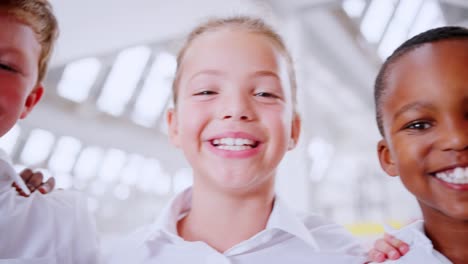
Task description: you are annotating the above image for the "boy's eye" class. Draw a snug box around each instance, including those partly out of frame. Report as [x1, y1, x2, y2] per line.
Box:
[405, 121, 432, 130]
[254, 92, 278, 98]
[0, 63, 17, 72]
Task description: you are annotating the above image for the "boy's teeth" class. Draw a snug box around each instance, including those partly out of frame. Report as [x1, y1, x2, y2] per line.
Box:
[435, 167, 468, 184]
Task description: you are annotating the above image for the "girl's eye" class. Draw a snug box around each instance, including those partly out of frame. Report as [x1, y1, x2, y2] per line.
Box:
[194, 90, 217, 96]
[255, 92, 278, 98]
[405, 121, 432, 130]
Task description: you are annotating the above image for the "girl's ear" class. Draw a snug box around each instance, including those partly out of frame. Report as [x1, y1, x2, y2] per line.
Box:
[167, 108, 181, 148]
[377, 139, 398, 176]
[20, 85, 44, 119]
[288, 112, 301, 150]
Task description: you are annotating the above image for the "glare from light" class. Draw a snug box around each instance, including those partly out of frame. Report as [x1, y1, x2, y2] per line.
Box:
[120, 154, 145, 186]
[57, 57, 101, 103]
[72, 179, 88, 190]
[0, 124, 21, 156]
[137, 158, 171, 196]
[342, 0, 366, 18]
[90, 179, 108, 196]
[74, 146, 104, 180]
[20, 129, 55, 166]
[55, 173, 73, 189]
[132, 52, 176, 127]
[360, 0, 397, 43]
[137, 158, 161, 193]
[153, 171, 171, 196]
[48, 136, 82, 173]
[13, 164, 26, 173]
[378, 0, 423, 59]
[409, 1, 445, 38]
[98, 148, 126, 183]
[173, 168, 193, 194]
[97, 46, 151, 116]
[308, 138, 334, 182]
[113, 183, 130, 200]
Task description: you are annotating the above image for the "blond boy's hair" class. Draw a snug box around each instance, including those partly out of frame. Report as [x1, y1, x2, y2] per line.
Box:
[0, 0, 59, 83]
[172, 16, 297, 108]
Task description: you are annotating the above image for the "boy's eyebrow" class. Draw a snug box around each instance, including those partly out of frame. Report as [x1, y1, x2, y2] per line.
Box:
[249, 70, 280, 80]
[0, 47, 26, 59]
[393, 102, 436, 121]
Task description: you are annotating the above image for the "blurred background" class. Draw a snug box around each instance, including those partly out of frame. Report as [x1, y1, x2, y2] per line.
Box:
[1, 0, 467, 244]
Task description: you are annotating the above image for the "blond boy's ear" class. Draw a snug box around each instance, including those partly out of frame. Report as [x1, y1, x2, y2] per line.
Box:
[377, 139, 398, 176]
[19, 85, 44, 119]
[167, 108, 181, 148]
[288, 112, 301, 150]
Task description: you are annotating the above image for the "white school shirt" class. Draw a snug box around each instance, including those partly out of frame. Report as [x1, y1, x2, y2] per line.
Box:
[105, 188, 367, 264]
[372, 220, 452, 264]
[0, 150, 99, 264]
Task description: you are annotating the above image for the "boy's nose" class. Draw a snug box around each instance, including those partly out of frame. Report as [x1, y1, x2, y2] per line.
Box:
[440, 120, 468, 152]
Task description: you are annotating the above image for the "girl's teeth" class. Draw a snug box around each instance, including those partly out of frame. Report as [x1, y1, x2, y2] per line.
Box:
[213, 138, 255, 146]
[211, 137, 256, 151]
[435, 167, 468, 184]
[217, 145, 251, 151]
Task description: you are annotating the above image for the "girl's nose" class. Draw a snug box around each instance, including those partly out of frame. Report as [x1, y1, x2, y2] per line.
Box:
[219, 93, 255, 121]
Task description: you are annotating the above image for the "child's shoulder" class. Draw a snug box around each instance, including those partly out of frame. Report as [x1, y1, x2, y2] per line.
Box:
[372, 221, 452, 264]
[299, 212, 364, 256]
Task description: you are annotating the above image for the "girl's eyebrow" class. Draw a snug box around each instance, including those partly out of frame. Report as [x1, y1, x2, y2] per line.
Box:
[188, 69, 280, 82]
[393, 102, 436, 121]
[188, 69, 225, 82]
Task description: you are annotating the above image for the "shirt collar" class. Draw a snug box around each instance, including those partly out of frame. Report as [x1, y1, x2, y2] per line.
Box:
[146, 188, 192, 241]
[266, 197, 320, 250]
[0, 149, 10, 163]
[146, 187, 319, 251]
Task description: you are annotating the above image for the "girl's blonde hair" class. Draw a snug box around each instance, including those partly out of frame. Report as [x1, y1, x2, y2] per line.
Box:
[0, 0, 59, 83]
[172, 16, 297, 108]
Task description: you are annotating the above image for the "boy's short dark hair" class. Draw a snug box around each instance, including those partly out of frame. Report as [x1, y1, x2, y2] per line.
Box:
[374, 26, 468, 136]
[0, 0, 59, 83]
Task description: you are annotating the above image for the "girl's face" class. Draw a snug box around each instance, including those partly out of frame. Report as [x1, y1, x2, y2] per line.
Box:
[168, 28, 300, 194]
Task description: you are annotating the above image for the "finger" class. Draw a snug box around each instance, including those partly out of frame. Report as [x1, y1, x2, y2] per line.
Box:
[26, 172, 44, 192]
[375, 239, 401, 260]
[38, 177, 55, 194]
[12, 182, 29, 197]
[19, 168, 34, 182]
[368, 249, 386, 263]
[384, 233, 409, 255]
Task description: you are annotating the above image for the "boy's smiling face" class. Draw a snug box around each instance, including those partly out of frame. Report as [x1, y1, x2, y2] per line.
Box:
[0, 13, 44, 137]
[168, 28, 300, 194]
[378, 40, 468, 220]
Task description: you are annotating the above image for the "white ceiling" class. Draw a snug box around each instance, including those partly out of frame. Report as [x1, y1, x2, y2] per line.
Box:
[48, 0, 325, 67]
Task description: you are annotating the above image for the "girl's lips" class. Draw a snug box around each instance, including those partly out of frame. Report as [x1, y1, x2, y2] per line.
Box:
[207, 131, 262, 142]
